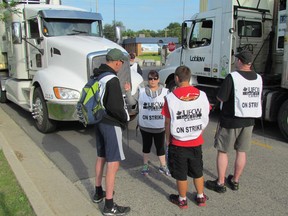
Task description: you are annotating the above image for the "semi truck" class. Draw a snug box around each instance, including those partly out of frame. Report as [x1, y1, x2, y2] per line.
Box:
[0, 0, 142, 133]
[159, 0, 288, 140]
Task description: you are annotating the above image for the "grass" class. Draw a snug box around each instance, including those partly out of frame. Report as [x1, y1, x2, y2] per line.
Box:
[138, 54, 161, 62]
[0, 150, 36, 216]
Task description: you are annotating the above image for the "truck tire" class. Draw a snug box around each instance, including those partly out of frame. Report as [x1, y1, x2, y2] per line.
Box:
[0, 82, 7, 103]
[33, 87, 57, 133]
[278, 100, 288, 140]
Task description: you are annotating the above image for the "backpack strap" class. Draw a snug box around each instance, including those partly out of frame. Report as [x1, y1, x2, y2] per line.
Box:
[92, 71, 115, 81]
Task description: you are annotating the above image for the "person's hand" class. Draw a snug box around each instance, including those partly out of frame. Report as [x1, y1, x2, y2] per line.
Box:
[124, 82, 131, 92]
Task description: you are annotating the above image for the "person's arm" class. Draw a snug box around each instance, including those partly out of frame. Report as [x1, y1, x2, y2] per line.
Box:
[161, 98, 171, 146]
[137, 64, 143, 76]
[104, 77, 128, 123]
[124, 82, 139, 105]
[217, 74, 233, 102]
[164, 117, 171, 146]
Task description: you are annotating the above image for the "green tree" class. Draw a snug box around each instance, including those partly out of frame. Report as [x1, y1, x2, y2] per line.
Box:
[104, 21, 182, 41]
[137, 29, 152, 37]
[165, 22, 181, 40]
[0, 0, 21, 22]
[122, 29, 136, 38]
[103, 21, 125, 41]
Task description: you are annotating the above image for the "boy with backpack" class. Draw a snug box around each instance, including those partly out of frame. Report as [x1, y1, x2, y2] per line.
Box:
[91, 48, 131, 216]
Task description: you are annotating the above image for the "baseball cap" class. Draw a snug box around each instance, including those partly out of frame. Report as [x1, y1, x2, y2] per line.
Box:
[106, 48, 128, 62]
[235, 50, 253, 64]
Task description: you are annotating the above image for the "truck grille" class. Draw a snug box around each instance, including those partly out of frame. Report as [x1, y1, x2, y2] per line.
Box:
[90, 54, 131, 93]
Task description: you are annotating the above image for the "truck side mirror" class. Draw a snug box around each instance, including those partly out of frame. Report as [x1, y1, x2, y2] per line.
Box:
[12, 22, 22, 44]
[115, 26, 121, 44]
[181, 22, 188, 48]
[36, 37, 44, 45]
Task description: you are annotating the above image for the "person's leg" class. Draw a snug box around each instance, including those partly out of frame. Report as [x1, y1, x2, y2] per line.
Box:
[105, 161, 120, 199]
[158, 155, 166, 166]
[176, 180, 188, 198]
[232, 126, 252, 182]
[233, 151, 246, 182]
[95, 157, 106, 186]
[143, 153, 149, 164]
[102, 125, 130, 215]
[168, 145, 188, 208]
[194, 176, 204, 194]
[140, 129, 153, 164]
[186, 146, 207, 206]
[217, 151, 228, 184]
[154, 131, 166, 167]
[194, 176, 208, 206]
[93, 124, 107, 203]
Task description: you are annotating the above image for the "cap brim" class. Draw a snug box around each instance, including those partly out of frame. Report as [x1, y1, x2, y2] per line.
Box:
[122, 56, 129, 61]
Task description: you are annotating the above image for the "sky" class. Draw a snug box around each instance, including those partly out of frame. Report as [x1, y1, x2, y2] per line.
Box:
[60, 0, 199, 31]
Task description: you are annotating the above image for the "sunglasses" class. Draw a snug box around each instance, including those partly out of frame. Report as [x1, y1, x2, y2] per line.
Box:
[148, 77, 159, 81]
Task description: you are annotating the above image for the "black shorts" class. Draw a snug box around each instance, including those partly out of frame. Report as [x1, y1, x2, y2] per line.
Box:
[168, 145, 203, 181]
[95, 122, 125, 162]
[140, 129, 165, 156]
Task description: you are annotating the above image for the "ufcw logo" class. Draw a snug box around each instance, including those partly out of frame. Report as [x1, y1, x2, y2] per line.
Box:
[243, 87, 260, 97]
[176, 108, 202, 121]
[190, 56, 205, 62]
[143, 102, 164, 111]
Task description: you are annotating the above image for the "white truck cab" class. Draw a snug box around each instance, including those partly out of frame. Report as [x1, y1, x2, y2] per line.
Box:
[0, 0, 142, 133]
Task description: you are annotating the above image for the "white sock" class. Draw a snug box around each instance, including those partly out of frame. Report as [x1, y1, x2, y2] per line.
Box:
[179, 196, 186, 201]
[197, 193, 204, 198]
[217, 181, 224, 186]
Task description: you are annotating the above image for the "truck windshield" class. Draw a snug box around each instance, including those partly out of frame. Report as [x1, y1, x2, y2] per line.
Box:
[42, 19, 102, 37]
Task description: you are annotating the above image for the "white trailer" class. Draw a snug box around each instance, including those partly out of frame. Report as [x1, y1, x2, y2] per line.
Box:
[0, 0, 142, 133]
[159, 0, 288, 140]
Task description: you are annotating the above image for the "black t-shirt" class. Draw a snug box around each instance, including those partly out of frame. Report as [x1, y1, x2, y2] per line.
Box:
[217, 70, 259, 128]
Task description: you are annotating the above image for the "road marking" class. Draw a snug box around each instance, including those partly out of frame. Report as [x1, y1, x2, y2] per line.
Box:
[252, 140, 272, 149]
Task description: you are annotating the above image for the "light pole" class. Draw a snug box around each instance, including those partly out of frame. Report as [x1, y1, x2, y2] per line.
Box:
[96, 0, 98, 13]
[183, 0, 185, 21]
[114, 0, 116, 27]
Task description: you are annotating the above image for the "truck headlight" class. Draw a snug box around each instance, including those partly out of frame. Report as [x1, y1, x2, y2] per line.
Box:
[53, 87, 80, 100]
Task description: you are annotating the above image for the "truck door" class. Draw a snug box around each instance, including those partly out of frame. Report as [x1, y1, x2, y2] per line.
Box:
[182, 10, 221, 80]
[26, 18, 44, 75]
[233, 18, 266, 73]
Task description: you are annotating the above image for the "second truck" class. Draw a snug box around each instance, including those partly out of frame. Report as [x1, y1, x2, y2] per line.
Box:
[159, 0, 288, 140]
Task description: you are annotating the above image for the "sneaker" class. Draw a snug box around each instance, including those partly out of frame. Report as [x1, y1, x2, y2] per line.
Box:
[141, 164, 149, 176]
[205, 179, 227, 193]
[159, 165, 171, 176]
[169, 194, 188, 209]
[227, 175, 239, 190]
[195, 194, 209, 207]
[93, 191, 106, 203]
[103, 203, 131, 216]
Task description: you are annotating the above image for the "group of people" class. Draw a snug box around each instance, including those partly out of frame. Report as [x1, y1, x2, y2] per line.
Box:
[90, 48, 262, 215]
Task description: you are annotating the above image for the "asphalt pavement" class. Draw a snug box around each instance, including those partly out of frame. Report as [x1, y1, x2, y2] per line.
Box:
[0, 65, 288, 216]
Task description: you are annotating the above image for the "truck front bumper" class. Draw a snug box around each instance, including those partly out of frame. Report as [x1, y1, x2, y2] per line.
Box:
[46, 101, 78, 121]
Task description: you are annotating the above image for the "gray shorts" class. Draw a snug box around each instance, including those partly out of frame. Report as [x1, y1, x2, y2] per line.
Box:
[214, 126, 254, 153]
[95, 122, 125, 162]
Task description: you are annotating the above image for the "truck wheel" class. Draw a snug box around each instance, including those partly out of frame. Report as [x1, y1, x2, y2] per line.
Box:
[0, 82, 7, 103]
[33, 88, 57, 133]
[278, 100, 288, 140]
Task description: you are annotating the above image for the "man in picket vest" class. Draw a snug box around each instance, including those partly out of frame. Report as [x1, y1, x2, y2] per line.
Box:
[206, 50, 263, 193]
[92, 48, 131, 216]
[162, 65, 211, 209]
